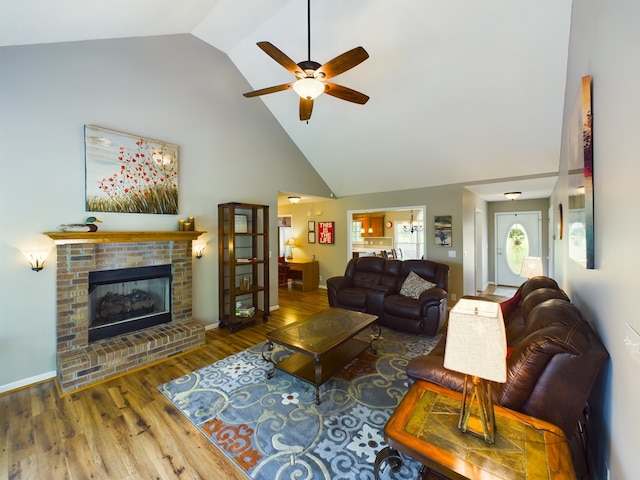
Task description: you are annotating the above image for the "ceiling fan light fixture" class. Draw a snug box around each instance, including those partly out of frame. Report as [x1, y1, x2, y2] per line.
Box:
[504, 191, 522, 201]
[292, 77, 325, 100]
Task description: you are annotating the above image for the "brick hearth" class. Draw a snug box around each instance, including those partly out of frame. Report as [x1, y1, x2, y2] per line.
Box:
[46, 231, 206, 393]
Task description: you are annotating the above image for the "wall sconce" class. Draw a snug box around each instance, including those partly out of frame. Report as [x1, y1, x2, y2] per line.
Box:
[193, 242, 206, 259]
[444, 298, 507, 444]
[288, 196, 301, 205]
[25, 251, 49, 272]
[504, 191, 522, 201]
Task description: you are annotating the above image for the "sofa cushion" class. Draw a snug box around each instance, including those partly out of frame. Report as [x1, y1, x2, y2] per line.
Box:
[335, 287, 369, 310]
[399, 271, 436, 299]
[521, 288, 570, 321]
[521, 276, 560, 297]
[384, 294, 423, 319]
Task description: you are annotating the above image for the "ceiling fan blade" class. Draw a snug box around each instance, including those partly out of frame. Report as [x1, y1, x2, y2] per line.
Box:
[315, 46, 369, 79]
[324, 83, 369, 104]
[257, 41, 303, 77]
[299, 98, 314, 121]
[243, 83, 293, 98]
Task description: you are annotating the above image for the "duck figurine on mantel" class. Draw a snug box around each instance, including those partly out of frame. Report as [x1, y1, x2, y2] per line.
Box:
[58, 216, 103, 232]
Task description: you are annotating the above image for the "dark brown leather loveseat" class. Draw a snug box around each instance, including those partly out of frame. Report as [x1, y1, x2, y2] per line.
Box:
[405, 276, 609, 438]
[326, 257, 449, 336]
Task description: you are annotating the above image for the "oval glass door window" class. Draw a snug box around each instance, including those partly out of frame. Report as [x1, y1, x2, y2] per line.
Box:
[505, 223, 530, 275]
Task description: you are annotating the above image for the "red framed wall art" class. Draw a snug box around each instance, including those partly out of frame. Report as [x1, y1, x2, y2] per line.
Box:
[318, 221, 335, 244]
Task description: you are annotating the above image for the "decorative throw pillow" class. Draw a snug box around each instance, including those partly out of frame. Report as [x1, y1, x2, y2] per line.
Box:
[399, 271, 437, 299]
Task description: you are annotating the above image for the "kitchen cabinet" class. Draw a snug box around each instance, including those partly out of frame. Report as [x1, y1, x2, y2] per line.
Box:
[355, 214, 385, 237]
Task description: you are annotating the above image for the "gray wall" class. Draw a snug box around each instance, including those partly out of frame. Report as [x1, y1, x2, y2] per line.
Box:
[554, 1, 640, 478]
[0, 34, 332, 388]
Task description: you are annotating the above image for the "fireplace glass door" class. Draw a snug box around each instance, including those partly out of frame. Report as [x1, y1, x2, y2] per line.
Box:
[88, 264, 172, 342]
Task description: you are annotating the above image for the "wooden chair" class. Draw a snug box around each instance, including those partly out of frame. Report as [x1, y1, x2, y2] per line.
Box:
[278, 256, 289, 287]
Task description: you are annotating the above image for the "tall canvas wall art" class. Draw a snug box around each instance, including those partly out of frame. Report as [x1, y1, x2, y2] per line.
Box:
[567, 76, 594, 269]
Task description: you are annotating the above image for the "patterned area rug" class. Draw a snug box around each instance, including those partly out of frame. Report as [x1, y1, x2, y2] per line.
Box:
[158, 327, 441, 479]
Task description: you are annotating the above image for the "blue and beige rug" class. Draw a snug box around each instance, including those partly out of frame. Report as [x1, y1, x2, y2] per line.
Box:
[158, 327, 440, 479]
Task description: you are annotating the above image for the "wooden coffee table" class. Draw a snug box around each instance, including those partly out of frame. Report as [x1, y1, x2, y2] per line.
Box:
[375, 380, 576, 480]
[262, 307, 379, 404]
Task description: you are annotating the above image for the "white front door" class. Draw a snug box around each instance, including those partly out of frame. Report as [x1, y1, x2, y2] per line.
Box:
[495, 212, 542, 287]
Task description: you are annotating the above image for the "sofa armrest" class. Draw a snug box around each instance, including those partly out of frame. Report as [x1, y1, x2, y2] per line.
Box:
[326, 276, 353, 290]
[326, 276, 354, 307]
[366, 285, 393, 316]
[416, 287, 447, 306]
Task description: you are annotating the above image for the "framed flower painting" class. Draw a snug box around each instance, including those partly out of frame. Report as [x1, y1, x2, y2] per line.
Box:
[84, 125, 179, 214]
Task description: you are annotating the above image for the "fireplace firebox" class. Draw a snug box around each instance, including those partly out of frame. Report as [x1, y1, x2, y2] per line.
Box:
[88, 264, 172, 342]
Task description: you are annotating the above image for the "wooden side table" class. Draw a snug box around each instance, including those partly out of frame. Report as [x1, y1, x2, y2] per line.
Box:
[375, 381, 576, 480]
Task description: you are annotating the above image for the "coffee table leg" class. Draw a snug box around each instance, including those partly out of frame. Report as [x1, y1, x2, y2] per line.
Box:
[370, 323, 381, 354]
[374, 446, 403, 480]
[262, 341, 276, 379]
[314, 357, 322, 404]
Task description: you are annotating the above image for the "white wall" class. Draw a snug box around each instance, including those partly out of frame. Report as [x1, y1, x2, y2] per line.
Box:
[0, 34, 332, 390]
[554, 1, 640, 478]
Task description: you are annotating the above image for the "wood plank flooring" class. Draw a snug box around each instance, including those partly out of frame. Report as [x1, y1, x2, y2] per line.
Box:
[1, 285, 589, 480]
[1, 287, 329, 480]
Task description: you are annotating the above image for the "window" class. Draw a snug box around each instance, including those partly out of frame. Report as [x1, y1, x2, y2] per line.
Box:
[505, 223, 529, 274]
[395, 224, 424, 259]
[352, 220, 363, 242]
[277, 216, 292, 258]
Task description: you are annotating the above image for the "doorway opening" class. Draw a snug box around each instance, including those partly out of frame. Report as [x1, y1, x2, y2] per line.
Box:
[495, 211, 542, 287]
[277, 215, 293, 259]
[347, 206, 426, 260]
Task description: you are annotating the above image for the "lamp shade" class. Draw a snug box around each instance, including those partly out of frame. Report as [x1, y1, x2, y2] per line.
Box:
[285, 238, 296, 247]
[520, 256, 544, 279]
[444, 298, 507, 383]
[292, 78, 325, 100]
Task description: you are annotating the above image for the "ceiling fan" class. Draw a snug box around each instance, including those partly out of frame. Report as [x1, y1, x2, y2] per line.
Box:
[242, 0, 370, 122]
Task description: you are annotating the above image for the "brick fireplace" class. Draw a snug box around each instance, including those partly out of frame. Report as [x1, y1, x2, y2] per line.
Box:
[46, 231, 206, 393]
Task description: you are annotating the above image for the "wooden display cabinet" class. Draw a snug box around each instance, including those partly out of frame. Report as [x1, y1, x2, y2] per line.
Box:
[218, 202, 269, 332]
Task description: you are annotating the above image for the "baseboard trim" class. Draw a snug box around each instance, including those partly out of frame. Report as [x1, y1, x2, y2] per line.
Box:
[0, 370, 57, 395]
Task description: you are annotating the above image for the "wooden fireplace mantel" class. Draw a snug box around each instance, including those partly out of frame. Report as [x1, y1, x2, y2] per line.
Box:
[44, 230, 206, 244]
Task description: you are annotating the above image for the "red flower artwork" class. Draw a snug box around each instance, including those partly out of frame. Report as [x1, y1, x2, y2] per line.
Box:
[85, 126, 178, 214]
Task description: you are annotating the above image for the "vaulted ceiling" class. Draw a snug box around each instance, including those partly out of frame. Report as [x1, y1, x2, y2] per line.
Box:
[1, 0, 571, 201]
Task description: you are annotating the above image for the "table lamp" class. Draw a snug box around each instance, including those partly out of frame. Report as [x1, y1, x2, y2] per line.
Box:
[520, 256, 544, 279]
[444, 298, 507, 443]
[285, 238, 296, 259]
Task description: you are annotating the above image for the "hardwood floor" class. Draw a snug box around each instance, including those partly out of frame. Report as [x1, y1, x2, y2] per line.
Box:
[1, 287, 330, 480]
[2, 285, 589, 480]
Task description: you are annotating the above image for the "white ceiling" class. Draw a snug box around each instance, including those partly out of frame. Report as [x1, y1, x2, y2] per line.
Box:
[1, 0, 572, 201]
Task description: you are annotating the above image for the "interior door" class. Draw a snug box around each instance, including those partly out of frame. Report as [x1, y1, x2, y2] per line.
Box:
[495, 212, 541, 287]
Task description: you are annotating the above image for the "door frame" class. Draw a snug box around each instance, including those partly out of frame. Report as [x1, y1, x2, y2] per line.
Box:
[346, 205, 426, 261]
[494, 211, 542, 286]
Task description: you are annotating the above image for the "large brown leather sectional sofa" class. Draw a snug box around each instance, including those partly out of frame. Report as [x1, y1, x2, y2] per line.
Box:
[326, 257, 449, 336]
[405, 276, 609, 438]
